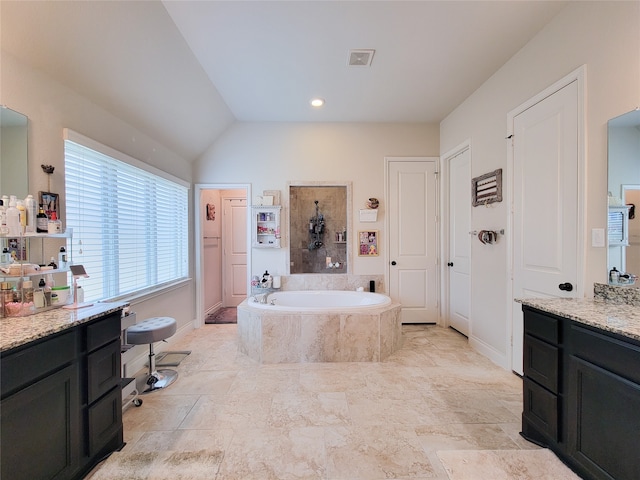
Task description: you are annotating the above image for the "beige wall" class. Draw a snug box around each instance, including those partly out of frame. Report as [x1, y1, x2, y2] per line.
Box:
[193, 122, 440, 280]
[1, 52, 196, 336]
[440, 1, 640, 366]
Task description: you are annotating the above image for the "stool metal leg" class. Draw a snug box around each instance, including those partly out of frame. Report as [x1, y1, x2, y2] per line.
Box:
[142, 342, 178, 394]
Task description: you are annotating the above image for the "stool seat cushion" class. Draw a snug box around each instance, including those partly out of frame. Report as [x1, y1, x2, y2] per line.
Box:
[127, 317, 177, 344]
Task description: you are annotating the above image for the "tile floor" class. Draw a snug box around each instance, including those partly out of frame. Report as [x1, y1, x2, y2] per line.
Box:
[92, 324, 580, 479]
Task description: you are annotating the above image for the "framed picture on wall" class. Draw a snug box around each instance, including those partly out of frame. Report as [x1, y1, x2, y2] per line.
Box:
[39, 191, 59, 220]
[358, 230, 378, 256]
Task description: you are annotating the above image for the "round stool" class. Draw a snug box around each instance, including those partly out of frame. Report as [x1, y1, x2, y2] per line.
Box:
[126, 317, 178, 393]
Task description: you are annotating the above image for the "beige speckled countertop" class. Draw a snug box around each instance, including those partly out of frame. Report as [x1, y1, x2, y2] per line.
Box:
[0, 301, 128, 353]
[516, 297, 640, 342]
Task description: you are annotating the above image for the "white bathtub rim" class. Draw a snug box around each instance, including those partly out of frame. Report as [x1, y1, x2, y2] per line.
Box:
[243, 290, 393, 312]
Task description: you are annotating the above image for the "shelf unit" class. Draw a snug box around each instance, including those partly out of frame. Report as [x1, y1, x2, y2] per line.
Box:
[0, 230, 72, 316]
[252, 205, 281, 248]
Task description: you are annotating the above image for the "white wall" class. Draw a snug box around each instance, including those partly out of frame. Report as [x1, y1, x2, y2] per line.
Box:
[193, 122, 439, 280]
[440, 1, 640, 366]
[1, 52, 196, 335]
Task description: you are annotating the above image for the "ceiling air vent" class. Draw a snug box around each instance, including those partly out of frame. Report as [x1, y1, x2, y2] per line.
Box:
[348, 49, 375, 67]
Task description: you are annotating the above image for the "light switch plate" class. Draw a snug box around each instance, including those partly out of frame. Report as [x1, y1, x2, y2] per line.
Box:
[592, 228, 605, 247]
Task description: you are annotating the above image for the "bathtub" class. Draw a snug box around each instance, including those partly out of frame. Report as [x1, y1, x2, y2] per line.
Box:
[249, 290, 392, 311]
[237, 290, 402, 363]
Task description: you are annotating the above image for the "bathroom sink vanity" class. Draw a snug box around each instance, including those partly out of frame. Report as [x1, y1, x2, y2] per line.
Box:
[519, 288, 640, 480]
[0, 302, 127, 480]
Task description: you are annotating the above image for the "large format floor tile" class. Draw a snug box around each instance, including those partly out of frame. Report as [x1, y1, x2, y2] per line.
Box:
[87, 323, 578, 479]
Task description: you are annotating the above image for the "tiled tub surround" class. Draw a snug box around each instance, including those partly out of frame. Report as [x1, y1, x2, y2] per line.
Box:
[0, 301, 128, 352]
[279, 273, 384, 293]
[237, 296, 402, 363]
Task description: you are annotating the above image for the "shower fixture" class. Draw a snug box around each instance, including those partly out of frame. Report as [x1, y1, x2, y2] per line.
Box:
[308, 200, 325, 250]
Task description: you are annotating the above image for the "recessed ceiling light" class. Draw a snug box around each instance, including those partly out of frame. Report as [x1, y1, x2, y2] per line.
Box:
[310, 98, 325, 107]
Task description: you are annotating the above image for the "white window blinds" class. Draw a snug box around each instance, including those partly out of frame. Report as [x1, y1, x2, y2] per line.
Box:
[64, 130, 189, 302]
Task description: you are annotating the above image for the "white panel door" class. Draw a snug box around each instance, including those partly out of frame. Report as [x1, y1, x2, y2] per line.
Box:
[223, 198, 247, 307]
[388, 159, 439, 324]
[512, 80, 580, 374]
[447, 148, 471, 336]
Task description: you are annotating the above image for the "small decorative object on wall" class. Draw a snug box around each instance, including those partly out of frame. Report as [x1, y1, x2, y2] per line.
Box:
[359, 230, 378, 256]
[366, 197, 379, 209]
[472, 168, 502, 207]
[39, 191, 59, 221]
[206, 203, 216, 221]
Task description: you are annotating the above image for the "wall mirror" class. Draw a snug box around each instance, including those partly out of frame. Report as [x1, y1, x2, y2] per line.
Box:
[607, 108, 640, 284]
[288, 182, 351, 274]
[0, 106, 29, 199]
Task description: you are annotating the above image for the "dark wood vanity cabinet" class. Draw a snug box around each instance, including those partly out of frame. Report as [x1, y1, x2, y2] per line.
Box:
[522, 306, 640, 480]
[1, 310, 124, 480]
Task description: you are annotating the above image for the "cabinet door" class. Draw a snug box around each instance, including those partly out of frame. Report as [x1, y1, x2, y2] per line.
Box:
[568, 356, 640, 480]
[1, 363, 80, 480]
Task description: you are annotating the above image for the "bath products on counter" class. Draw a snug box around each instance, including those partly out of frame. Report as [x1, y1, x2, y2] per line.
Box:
[272, 275, 281, 289]
[261, 270, 273, 289]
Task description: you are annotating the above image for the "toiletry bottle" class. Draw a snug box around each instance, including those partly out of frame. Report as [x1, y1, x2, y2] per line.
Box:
[48, 257, 58, 270]
[1, 248, 11, 265]
[24, 194, 36, 233]
[48, 211, 62, 233]
[0, 199, 6, 234]
[609, 267, 620, 284]
[40, 278, 51, 306]
[6, 196, 20, 236]
[58, 247, 68, 269]
[36, 205, 48, 233]
[33, 287, 45, 309]
[16, 199, 26, 233]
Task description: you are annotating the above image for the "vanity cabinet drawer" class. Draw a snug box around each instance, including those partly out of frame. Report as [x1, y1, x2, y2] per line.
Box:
[86, 313, 121, 352]
[1, 330, 77, 397]
[523, 377, 559, 443]
[524, 334, 559, 394]
[523, 307, 560, 344]
[570, 324, 640, 385]
[87, 339, 121, 404]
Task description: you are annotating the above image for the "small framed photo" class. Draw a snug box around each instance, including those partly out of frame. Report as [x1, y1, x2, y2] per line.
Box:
[358, 230, 379, 256]
[7, 237, 27, 261]
[39, 191, 59, 220]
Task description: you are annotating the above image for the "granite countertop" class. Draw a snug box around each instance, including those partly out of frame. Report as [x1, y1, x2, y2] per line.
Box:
[516, 297, 640, 342]
[0, 301, 128, 353]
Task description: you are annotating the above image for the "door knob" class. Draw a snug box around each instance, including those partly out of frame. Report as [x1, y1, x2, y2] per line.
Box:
[391, 261, 397, 266]
[447, 262, 454, 267]
[558, 282, 573, 292]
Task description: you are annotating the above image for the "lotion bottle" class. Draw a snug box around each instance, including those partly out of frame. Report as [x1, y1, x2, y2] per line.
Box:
[6, 196, 20, 236]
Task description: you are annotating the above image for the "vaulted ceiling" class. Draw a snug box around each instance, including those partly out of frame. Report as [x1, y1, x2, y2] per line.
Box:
[1, 1, 567, 161]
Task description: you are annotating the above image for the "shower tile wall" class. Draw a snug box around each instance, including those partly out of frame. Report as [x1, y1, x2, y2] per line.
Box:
[290, 186, 347, 274]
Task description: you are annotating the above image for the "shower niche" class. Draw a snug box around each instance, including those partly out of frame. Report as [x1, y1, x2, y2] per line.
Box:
[289, 184, 350, 274]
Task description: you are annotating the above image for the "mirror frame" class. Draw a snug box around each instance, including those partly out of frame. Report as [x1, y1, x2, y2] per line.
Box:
[0, 106, 29, 199]
[286, 181, 353, 275]
[607, 108, 640, 285]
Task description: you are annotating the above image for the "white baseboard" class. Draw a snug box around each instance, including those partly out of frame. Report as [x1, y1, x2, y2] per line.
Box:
[205, 301, 223, 317]
[123, 319, 196, 378]
[468, 335, 509, 371]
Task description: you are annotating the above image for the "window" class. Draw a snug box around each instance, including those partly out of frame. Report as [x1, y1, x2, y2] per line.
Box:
[64, 129, 189, 302]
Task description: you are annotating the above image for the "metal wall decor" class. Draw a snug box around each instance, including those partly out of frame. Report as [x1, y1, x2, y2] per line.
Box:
[472, 168, 502, 207]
